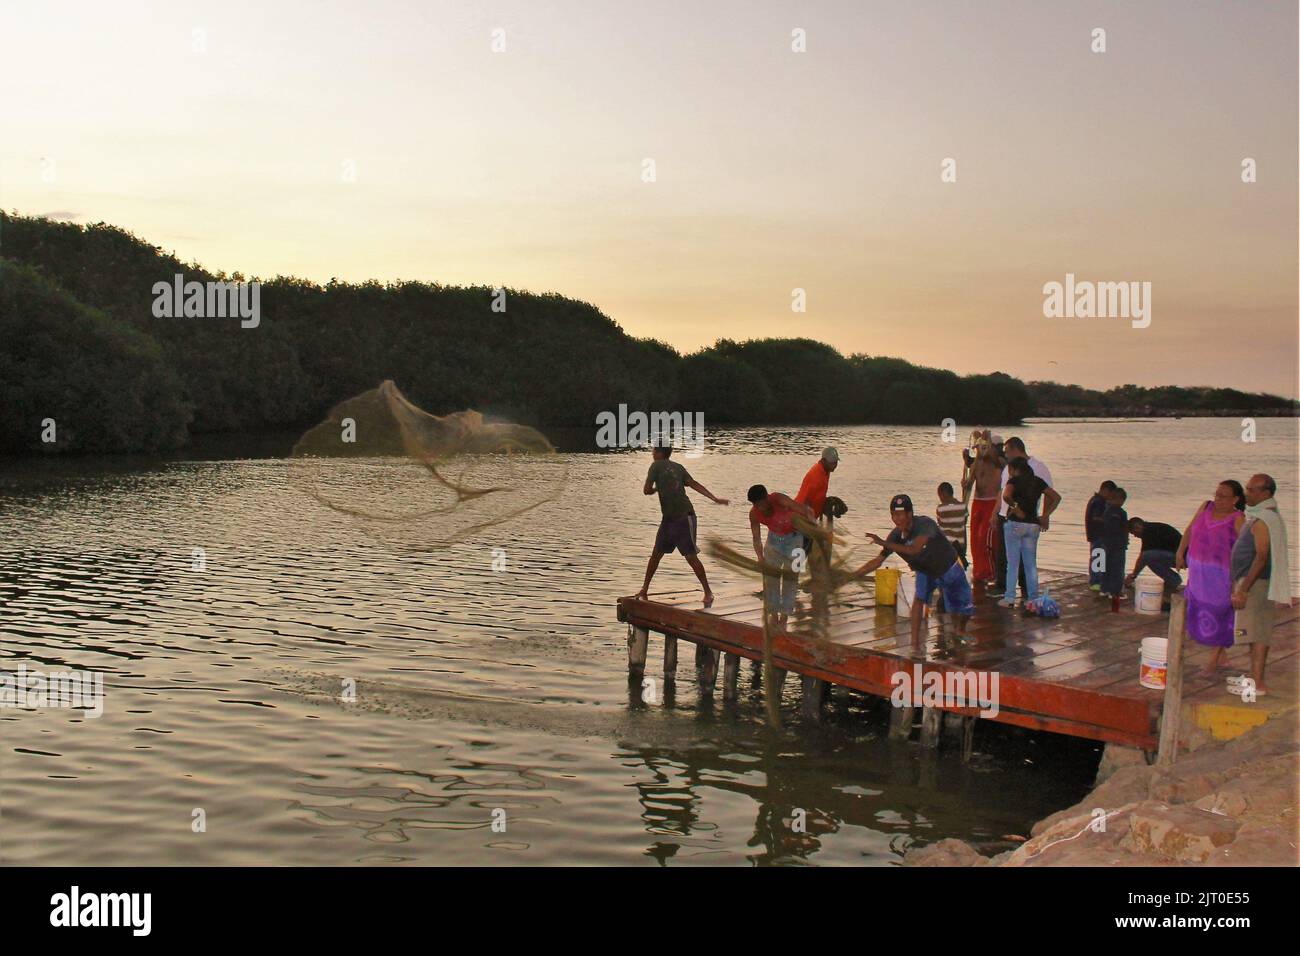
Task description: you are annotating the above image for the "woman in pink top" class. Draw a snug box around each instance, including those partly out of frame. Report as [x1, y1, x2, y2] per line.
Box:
[1176, 480, 1246, 674]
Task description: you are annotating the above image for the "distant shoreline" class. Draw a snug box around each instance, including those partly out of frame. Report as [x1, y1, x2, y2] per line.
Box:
[1030, 408, 1299, 419]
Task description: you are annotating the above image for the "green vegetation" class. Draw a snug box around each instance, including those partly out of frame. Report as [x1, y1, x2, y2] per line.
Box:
[1, 212, 1291, 454]
[1026, 381, 1297, 416]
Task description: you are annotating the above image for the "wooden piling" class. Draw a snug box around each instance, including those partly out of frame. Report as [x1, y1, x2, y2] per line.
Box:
[1155, 593, 1187, 766]
[919, 706, 943, 748]
[663, 635, 677, 678]
[800, 674, 828, 719]
[888, 704, 914, 740]
[695, 642, 719, 693]
[722, 652, 740, 700]
[627, 626, 649, 676]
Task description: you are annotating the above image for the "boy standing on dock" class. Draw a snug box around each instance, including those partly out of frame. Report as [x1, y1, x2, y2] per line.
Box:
[936, 478, 972, 569]
[858, 494, 975, 647]
[1100, 486, 1129, 600]
[1086, 480, 1117, 590]
[635, 445, 729, 607]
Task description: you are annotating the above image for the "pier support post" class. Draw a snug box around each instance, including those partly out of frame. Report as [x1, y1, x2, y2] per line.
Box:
[920, 706, 944, 748]
[961, 716, 976, 763]
[940, 710, 965, 747]
[695, 643, 720, 693]
[1156, 594, 1187, 766]
[627, 626, 649, 677]
[888, 704, 915, 740]
[800, 675, 828, 719]
[722, 652, 740, 700]
[663, 636, 677, 679]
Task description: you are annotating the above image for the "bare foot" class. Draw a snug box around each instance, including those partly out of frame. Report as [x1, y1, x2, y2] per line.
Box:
[702, 591, 715, 608]
[634, 589, 648, 601]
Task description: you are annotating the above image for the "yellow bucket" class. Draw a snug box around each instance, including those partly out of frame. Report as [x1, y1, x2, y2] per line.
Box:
[875, 567, 900, 605]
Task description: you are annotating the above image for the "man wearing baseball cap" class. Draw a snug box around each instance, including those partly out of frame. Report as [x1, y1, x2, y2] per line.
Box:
[795, 447, 838, 520]
[856, 493, 975, 646]
[795, 446, 838, 549]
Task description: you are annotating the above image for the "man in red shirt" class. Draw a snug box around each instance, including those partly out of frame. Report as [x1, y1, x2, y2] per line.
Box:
[795, 447, 837, 519]
[795, 447, 838, 574]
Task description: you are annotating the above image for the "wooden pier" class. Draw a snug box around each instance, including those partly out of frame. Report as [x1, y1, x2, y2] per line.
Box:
[616, 569, 1300, 754]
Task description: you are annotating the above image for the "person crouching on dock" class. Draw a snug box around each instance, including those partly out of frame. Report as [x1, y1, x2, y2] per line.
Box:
[635, 444, 729, 607]
[856, 494, 975, 648]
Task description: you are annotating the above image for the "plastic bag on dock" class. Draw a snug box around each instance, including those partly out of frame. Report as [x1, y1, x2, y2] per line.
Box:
[1026, 589, 1060, 618]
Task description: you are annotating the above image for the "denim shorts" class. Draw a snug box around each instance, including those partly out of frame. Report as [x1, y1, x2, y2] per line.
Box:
[915, 562, 975, 616]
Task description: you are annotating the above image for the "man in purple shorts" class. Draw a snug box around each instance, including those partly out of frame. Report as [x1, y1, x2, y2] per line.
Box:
[635, 445, 729, 607]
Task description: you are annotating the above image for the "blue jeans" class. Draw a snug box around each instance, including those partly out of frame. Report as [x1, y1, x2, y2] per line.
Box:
[763, 531, 801, 615]
[1135, 549, 1181, 590]
[1003, 521, 1040, 602]
[918, 561, 975, 616]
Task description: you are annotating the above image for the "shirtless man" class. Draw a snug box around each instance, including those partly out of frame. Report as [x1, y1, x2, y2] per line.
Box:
[964, 429, 1003, 585]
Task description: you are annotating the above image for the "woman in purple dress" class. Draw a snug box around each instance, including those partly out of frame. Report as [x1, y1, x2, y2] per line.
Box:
[1176, 480, 1245, 675]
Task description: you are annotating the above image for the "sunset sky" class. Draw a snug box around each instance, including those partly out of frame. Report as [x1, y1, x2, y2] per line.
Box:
[3, 0, 1297, 396]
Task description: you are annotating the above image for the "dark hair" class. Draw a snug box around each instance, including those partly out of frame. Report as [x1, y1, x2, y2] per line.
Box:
[1113, 487, 1127, 503]
[1128, 517, 1144, 531]
[1008, 456, 1034, 478]
[1004, 437, 1026, 454]
[938, 481, 954, 496]
[1220, 479, 1246, 511]
[654, 444, 673, 458]
[1259, 474, 1277, 496]
[747, 484, 768, 504]
[1100, 480, 1117, 492]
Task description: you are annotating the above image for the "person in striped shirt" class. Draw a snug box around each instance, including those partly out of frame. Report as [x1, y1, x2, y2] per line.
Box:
[936, 478, 972, 569]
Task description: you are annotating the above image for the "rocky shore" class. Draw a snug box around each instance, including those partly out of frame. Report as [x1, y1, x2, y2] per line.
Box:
[906, 714, 1298, 867]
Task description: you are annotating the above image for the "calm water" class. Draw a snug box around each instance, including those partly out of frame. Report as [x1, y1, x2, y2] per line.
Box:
[1, 418, 1295, 865]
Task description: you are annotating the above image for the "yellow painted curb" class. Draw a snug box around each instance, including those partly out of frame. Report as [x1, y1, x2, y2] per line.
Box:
[1191, 701, 1276, 740]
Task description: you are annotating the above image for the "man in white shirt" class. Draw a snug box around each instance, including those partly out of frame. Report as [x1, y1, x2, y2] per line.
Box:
[992, 436, 1055, 596]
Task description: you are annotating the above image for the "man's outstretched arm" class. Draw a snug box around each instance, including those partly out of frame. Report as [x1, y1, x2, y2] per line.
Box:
[867, 531, 927, 557]
[687, 479, 729, 506]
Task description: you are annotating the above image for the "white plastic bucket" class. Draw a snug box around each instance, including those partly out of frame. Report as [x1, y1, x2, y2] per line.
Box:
[896, 573, 916, 618]
[1139, 637, 1168, 689]
[1134, 574, 1164, 615]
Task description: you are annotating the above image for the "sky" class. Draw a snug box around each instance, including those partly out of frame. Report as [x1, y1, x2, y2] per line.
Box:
[2, 0, 1297, 396]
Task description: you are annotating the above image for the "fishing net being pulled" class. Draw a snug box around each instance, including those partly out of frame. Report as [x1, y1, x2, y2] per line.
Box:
[704, 512, 878, 726]
[289, 380, 568, 549]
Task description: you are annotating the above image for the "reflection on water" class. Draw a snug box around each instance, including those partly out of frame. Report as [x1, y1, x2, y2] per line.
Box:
[1, 418, 1295, 864]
